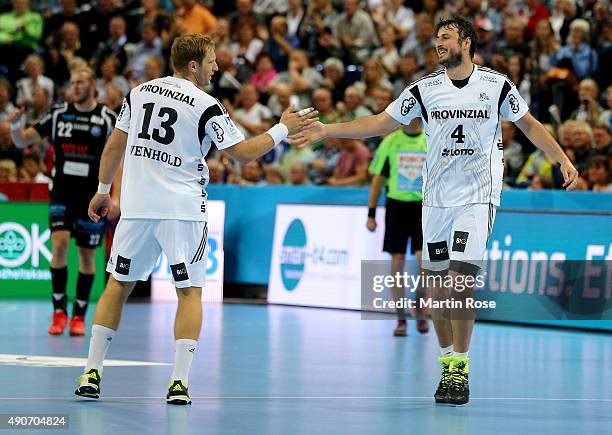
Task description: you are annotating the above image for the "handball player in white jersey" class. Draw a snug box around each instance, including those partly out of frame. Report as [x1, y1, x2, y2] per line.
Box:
[74, 33, 318, 404]
[292, 17, 578, 405]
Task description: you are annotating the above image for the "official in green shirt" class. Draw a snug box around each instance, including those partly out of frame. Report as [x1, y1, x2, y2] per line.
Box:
[367, 118, 428, 336]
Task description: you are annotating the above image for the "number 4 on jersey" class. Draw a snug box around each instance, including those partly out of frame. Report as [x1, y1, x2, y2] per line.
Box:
[451, 124, 465, 143]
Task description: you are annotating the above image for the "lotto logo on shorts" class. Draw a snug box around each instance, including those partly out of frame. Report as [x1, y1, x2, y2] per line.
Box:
[115, 255, 131, 275]
[427, 241, 449, 261]
[452, 231, 469, 253]
[170, 262, 189, 282]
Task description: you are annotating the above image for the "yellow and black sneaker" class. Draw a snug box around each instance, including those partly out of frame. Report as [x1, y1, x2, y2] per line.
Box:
[166, 380, 191, 405]
[75, 368, 101, 399]
[434, 356, 452, 403]
[447, 357, 470, 406]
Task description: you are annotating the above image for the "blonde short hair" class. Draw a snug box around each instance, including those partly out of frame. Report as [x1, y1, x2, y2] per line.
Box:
[170, 33, 215, 72]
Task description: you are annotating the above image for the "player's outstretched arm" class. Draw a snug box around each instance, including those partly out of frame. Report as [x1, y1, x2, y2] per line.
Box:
[224, 106, 318, 164]
[8, 109, 42, 148]
[514, 112, 579, 190]
[88, 128, 128, 222]
[290, 112, 400, 148]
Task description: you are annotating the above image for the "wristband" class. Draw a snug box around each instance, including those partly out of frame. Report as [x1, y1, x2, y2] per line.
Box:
[368, 207, 376, 218]
[10, 121, 20, 131]
[266, 123, 289, 146]
[97, 182, 111, 194]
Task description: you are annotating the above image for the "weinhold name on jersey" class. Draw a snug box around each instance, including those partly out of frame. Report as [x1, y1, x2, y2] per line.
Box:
[130, 145, 182, 167]
[139, 84, 196, 107]
[430, 109, 490, 120]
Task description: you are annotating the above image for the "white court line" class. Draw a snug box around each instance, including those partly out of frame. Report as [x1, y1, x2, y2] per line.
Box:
[1, 396, 612, 402]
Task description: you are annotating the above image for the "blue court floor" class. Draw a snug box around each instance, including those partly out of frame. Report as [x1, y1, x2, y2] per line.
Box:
[1, 301, 611, 435]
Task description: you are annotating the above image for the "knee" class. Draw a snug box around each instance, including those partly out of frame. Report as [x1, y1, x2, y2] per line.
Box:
[53, 240, 69, 259]
[176, 287, 202, 302]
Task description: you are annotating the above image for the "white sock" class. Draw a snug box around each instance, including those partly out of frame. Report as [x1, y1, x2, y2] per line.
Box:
[85, 324, 115, 372]
[454, 351, 469, 358]
[440, 345, 454, 357]
[171, 339, 198, 384]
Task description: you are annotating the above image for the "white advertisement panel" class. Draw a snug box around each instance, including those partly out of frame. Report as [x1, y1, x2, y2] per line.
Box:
[268, 204, 413, 309]
[152, 200, 225, 302]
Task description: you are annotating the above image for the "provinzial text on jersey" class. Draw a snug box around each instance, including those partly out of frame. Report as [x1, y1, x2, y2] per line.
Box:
[130, 145, 182, 167]
[430, 109, 490, 120]
[139, 85, 196, 107]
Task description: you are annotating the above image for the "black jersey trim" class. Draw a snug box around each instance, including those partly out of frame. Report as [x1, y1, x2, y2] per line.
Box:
[198, 104, 223, 144]
[125, 90, 131, 109]
[498, 80, 512, 115]
[409, 86, 428, 124]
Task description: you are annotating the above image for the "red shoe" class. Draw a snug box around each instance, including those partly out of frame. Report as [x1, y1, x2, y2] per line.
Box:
[48, 311, 68, 335]
[69, 316, 86, 337]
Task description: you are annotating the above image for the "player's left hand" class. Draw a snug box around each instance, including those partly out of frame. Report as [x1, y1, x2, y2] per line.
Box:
[88, 193, 111, 222]
[560, 160, 579, 190]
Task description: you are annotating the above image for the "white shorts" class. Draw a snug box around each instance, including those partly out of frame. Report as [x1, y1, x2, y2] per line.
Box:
[107, 218, 208, 288]
[421, 203, 496, 275]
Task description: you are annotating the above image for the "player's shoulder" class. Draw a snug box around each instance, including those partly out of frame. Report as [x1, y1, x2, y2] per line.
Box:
[49, 102, 69, 114]
[98, 103, 118, 119]
[476, 66, 515, 87]
[404, 69, 446, 92]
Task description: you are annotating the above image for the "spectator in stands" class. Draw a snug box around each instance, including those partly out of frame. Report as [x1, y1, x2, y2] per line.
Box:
[19, 152, 49, 183]
[270, 49, 324, 108]
[25, 87, 51, 126]
[42, 21, 88, 87]
[599, 85, 612, 129]
[528, 174, 555, 190]
[289, 161, 311, 185]
[494, 17, 531, 71]
[15, 54, 54, 109]
[238, 160, 265, 185]
[558, 119, 578, 149]
[598, 18, 612, 90]
[326, 138, 369, 186]
[0, 159, 18, 183]
[233, 84, 274, 138]
[172, 0, 217, 36]
[129, 0, 170, 45]
[486, 0, 510, 35]
[591, 1, 610, 47]
[312, 87, 338, 125]
[551, 0, 578, 45]
[586, 155, 612, 192]
[372, 26, 400, 76]
[263, 164, 285, 185]
[210, 48, 242, 103]
[401, 15, 436, 66]
[211, 17, 231, 51]
[228, 0, 267, 32]
[266, 82, 299, 119]
[552, 18, 598, 80]
[420, 0, 453, 26]
[414, 45, 441, 79]
[571, 121, 596, 173]
[334, 0, 379, 64]
[129, 55, 164, 88]
[371, 0, 414, 45]
[280, 143, 315, 180]
[299, 0, 340, 63]
[0, 0, 43, 81]
[530, 19, 560, 72]
[207, 159, 226, 184]
[102, 83, 124, 114]
[355, 59, 393, 112]
[474, 17, 498, 66]
[267, 14, 300, 73]
[337, 85, 372, 122]
[591, 122, 612, 157]
[523, 0, 551, 41]
[253, 0, 287, 16]
[91, 15, 129, 73]
[322, 57, 347, 104]
[0, 122, 22, 168]
[502, 120, 525, 182]
[250, 53, 277, 97]
[43, 0, 81, 49]
[571, 78, 603, 124]
[516, 148, 558, 186]
[0, 79, 16, 123]
[393, 53, 419, 98]
[307, 137, 340, 185]
[96, 56, 129, 100]
[507, 54, 532, 106]
[286, 0, 304, 38]
[125, 21, 163, 83]
[230, 17, 264, 67]
[80, 0, 124, 56]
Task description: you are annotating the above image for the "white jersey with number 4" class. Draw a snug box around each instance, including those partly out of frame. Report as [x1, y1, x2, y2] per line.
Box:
[385, 65, 528, 207]
[115, 76, 245, 221]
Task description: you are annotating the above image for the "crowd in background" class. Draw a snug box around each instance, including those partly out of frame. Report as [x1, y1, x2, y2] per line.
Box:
[0, 0, 610, 192]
